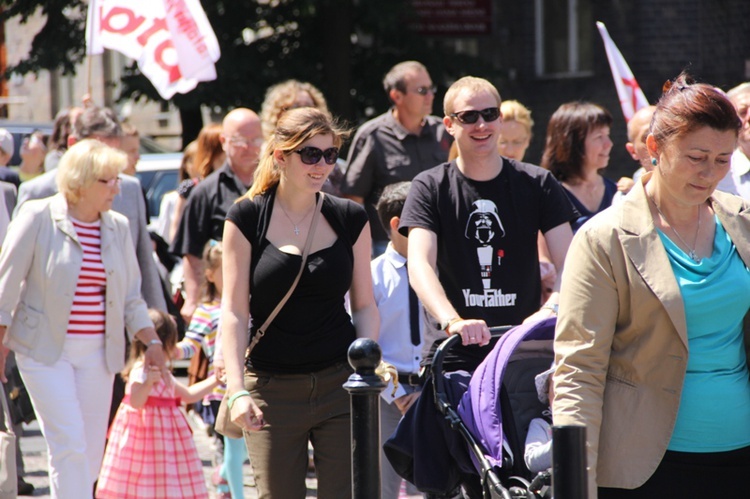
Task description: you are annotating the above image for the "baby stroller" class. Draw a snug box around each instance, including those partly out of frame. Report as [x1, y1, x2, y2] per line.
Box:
[384, 318, 555, 499]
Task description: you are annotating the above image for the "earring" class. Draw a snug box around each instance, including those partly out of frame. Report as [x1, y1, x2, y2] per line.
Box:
[651, 158, 657, 166]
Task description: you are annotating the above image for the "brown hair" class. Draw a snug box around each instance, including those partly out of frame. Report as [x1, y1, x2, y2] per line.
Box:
[121, 309, 178, 379]
[650, 72, 741, 148]
[541, 101, 613, 182]
[194, 123, 224, 179]
[179, 140, 198, 182]
[246, 107, 349, 198]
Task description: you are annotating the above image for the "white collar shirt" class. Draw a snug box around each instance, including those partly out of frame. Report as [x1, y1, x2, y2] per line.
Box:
[371, 243, 423, 403]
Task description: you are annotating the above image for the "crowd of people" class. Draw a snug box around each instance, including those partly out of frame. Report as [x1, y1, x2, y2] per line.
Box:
[1, 60, 750, 499]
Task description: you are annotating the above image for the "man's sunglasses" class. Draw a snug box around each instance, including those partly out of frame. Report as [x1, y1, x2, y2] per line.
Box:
[412, 85, 437, 96]
[449, 107, 501, 125]
[293, 146, 339, 165]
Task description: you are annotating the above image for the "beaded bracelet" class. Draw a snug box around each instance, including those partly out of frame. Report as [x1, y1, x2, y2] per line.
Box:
[227, 390, 251, 410]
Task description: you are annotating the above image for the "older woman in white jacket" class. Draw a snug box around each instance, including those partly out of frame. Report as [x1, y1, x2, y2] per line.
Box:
[0, 139, 168, 498]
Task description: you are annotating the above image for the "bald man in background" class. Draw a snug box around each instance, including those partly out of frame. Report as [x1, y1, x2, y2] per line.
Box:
[170, 108, 263, 321]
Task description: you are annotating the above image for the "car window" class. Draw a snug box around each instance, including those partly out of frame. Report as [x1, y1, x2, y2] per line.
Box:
[142, 170, 179, 218]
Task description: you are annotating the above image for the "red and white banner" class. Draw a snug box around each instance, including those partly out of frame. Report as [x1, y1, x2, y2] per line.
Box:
[86, 0, 220, 99]
[596, 22, 648, 122]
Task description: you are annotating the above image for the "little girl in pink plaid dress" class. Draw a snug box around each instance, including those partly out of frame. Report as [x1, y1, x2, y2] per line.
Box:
[96, 309, 220, 499]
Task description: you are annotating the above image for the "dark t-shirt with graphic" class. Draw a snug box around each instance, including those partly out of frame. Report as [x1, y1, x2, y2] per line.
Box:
[399, 158, 576, 368]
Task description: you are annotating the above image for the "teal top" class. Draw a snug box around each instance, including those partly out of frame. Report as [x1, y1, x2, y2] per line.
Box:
[658, 216, 750, 452]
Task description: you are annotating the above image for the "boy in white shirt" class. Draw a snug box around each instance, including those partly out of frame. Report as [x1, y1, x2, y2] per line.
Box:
[371, 181, 424, 499]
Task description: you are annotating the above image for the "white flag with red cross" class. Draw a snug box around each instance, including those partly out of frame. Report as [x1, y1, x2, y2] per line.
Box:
[596, 21, 649, 122]
[86, 0, 220, 100]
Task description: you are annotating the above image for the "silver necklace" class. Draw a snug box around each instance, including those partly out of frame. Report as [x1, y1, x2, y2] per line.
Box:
[277, 199, 314, 236]
[651, 197, 702, 263]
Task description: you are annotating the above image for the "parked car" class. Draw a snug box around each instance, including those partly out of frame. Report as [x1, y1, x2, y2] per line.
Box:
[136, 152, 182, 223]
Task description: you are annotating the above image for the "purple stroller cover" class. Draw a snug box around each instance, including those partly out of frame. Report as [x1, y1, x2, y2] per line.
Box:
[457, 318, 556, 469]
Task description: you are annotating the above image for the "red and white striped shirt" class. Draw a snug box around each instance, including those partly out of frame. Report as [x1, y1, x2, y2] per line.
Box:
[68, 219, 107, 335]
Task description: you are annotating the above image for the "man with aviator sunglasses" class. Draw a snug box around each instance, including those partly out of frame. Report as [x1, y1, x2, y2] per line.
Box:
[342, 60, 453, 256]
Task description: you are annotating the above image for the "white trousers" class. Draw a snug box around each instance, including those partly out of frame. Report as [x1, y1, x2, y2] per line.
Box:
[17, 334, 114, 499]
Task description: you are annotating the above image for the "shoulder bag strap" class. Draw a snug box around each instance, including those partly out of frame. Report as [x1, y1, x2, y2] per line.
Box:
[247, 193, 325, 356]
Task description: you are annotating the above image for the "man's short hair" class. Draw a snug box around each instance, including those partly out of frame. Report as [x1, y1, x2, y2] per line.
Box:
[727, 82, 750, 105]
[376, 181, 411, 232]
[73, 106, 122, 140]
[382, 61, 428, 95]
[443, 76, 502, 117]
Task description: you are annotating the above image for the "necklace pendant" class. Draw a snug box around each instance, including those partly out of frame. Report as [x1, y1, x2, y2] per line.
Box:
[293, 225, 300, 236]
[689, 250, 700, 263]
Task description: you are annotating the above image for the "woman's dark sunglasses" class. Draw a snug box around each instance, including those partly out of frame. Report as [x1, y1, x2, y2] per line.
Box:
[293, 146, 339, 165]
[449, 107, 501, 125]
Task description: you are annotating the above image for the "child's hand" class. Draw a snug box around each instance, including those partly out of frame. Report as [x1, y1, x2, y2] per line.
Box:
[145, 366, 163, 386]
[214, 366, 227, 384]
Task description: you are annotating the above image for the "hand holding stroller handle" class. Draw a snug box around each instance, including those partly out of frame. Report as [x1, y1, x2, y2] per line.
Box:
[432, 325, 514, 408]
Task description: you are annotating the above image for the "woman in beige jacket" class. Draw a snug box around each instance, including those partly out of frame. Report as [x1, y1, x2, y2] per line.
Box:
[554, 74, 750, 498]
[0, 139, 168, 498]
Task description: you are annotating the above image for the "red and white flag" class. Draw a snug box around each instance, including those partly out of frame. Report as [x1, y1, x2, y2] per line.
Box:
[596, 21, 648, 122]
[86, 0, 220, 99]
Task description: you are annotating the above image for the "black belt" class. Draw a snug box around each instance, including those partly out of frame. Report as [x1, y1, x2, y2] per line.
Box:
[397, 373, 422, 386]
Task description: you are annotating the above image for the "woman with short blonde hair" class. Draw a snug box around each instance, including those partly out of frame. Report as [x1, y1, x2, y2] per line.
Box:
[0, 139, 167, 498]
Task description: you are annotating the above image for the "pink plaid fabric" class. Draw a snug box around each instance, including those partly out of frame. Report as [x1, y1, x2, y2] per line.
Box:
[96, 366, 208, 498]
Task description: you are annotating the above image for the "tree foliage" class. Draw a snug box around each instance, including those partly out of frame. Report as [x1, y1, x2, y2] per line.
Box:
[2, 0, 493, 144]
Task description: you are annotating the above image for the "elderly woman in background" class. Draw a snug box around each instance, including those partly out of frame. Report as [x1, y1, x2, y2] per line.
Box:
[496, 99, 534, 161]
[541, 101, 615, 232]
[0, 139, 168, 498]
[222, 107, 378, 498]
[554, 74, 750, 498]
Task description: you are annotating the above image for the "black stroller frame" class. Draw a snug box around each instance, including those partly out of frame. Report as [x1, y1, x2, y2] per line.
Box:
[432, 323, 555, 499]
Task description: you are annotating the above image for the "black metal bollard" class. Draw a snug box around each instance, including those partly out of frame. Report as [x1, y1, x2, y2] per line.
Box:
[344, 338, 387, 499]
[552, 424, 588, 499]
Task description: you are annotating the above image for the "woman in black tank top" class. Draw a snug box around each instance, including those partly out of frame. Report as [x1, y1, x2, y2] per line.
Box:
[221, 107, 379, 498]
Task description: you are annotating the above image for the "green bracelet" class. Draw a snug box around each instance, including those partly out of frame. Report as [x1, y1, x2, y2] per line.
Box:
[227, 390, 251, 410]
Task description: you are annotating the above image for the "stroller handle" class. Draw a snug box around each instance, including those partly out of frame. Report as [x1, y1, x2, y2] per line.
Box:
[432, 325, 514, 413]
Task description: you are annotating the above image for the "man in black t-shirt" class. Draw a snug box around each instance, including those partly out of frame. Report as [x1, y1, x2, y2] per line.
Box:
[399, 76, 576, 369]
[170, 108, 263, 321]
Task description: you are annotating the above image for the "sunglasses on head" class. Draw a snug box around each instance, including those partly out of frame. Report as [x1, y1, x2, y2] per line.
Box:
[450, 107, 501, 125]
[293, 146, 339, 165]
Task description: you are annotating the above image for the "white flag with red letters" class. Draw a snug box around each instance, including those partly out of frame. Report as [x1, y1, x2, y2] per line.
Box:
[86, 0, 220, 99]
[596, 21, 648, 122]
